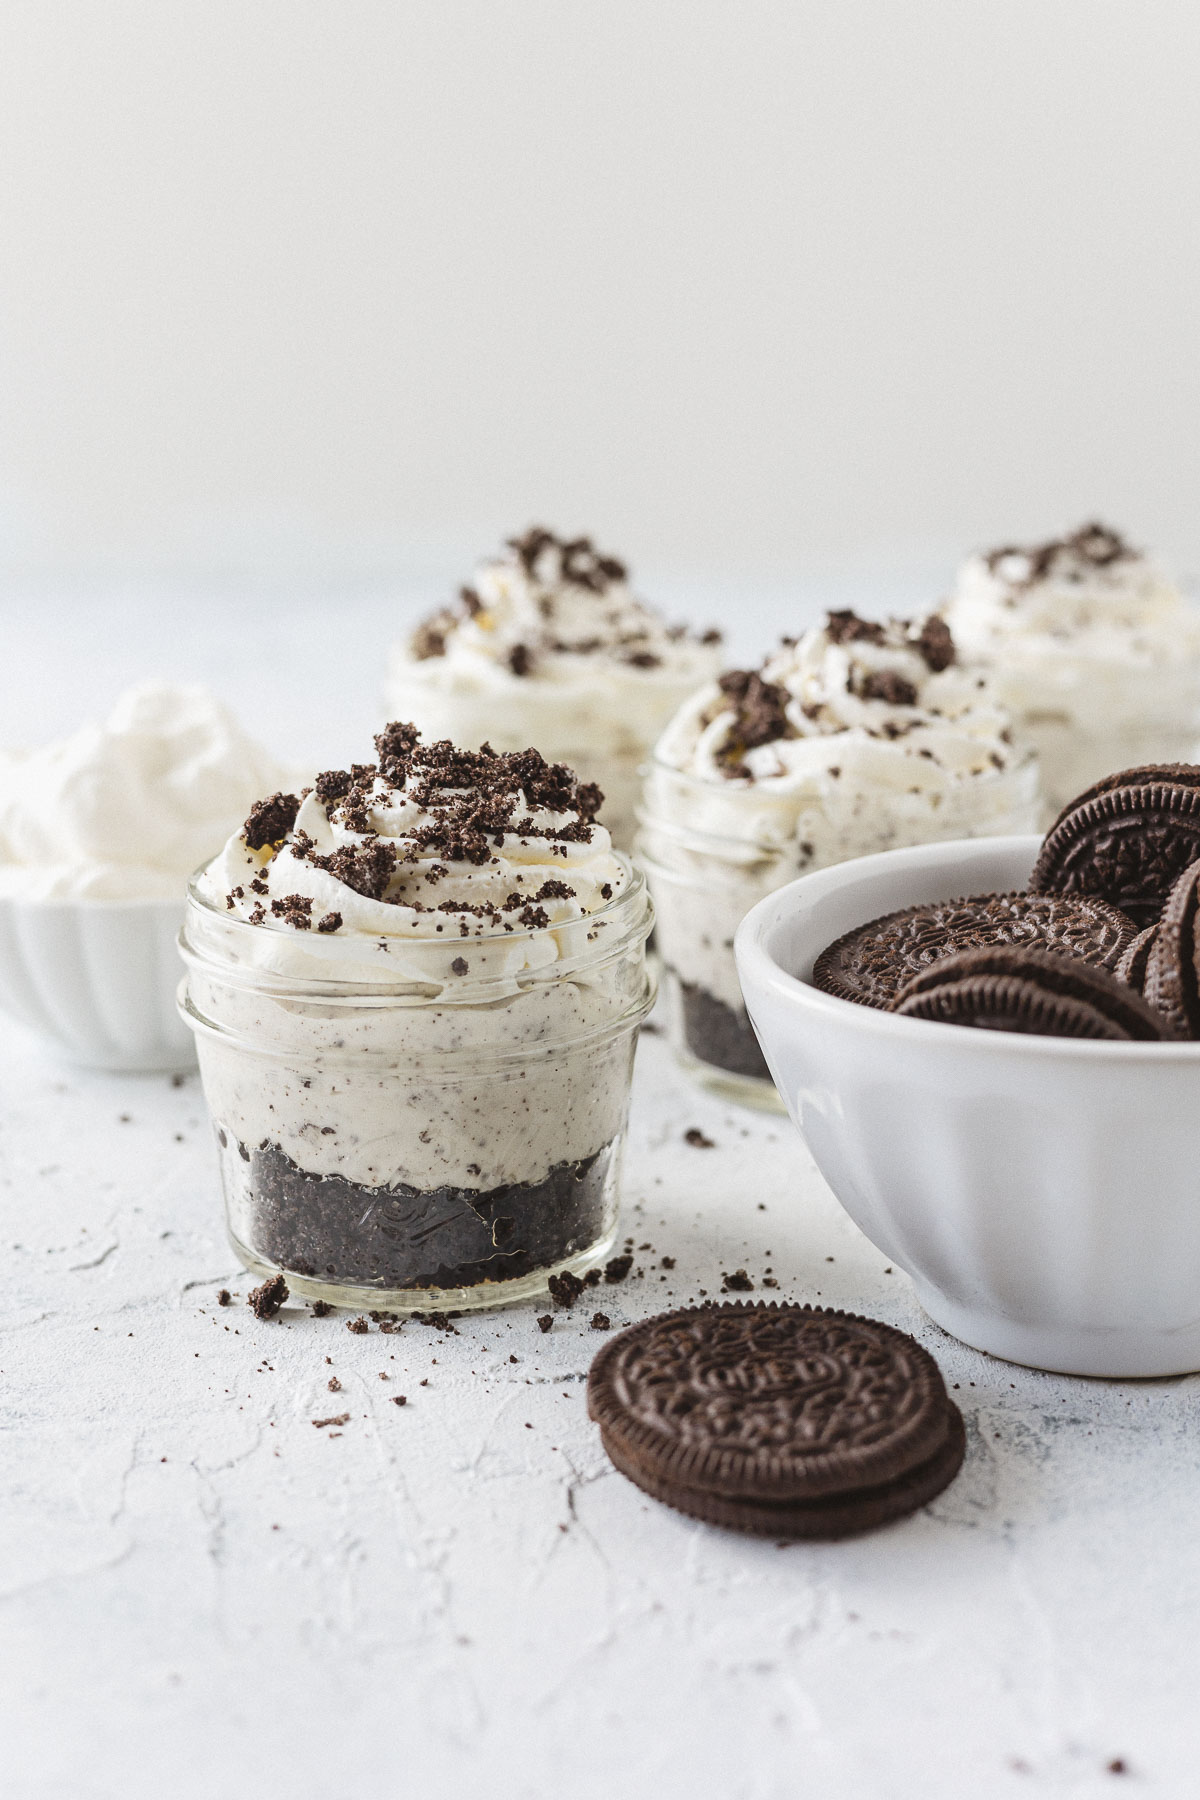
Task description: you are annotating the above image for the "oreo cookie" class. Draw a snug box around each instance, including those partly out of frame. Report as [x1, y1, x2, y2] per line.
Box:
[1031, 776, 1200, 928]
[812, 891, 1135, 1010]
[1046, 763, 1200, 832]
[1117, 923, 1159, 994]
[587, 1303, 965, 1539]
[889, 945, 1180, 1040]
[1142, 861, 1200, 1039]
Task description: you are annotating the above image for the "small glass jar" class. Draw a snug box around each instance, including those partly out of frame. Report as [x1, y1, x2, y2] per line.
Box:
[639, 749, 1041, 1108]
[179, 863, 655, 1311]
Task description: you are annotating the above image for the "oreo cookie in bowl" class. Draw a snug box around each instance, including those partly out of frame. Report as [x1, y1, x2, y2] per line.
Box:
[639, 608, 1041, 1107]
[735, 764, 1200, 1378]
[179, 725, 655, 1312]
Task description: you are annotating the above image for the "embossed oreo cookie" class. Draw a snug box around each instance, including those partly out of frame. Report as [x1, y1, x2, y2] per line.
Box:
[890, 945, 1179, 1040]
[587, 1303, 965, 1539]
[1142, 860, 1200, 1039]
[1031, 778, 1200, 928]
[1045, 763, 1200, 832]
[1117, 923, 1159, 994]
[812, 891, 1135, 1009]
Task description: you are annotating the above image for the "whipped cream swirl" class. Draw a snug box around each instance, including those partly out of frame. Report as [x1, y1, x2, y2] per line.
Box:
[403, 527, 720, 680]
[385, 529, 724, 848]
[202, 724, 628, 983]
[0, 683, 288, 901]
[653, 609, 1025, 840]
[945, 522, 1200, 815]
[948, 523, 1198, 667]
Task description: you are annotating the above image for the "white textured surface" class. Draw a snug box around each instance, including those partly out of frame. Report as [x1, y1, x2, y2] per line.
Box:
[3, 1023, 1200, 1800]
[3, 588, 1200, 1799]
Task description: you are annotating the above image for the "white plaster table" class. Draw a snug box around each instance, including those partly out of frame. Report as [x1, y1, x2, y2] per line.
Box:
[2, 583, 1199, 1799]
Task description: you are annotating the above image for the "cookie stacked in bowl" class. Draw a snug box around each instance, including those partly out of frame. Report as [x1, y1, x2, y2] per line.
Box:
[810, 763, 1200, 1042]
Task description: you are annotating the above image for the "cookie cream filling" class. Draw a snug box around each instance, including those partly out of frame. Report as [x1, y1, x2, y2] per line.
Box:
[945, 523, 1200, 812]
[642, 610, 1040, 1033]
[384, 527, 722, 845]
[0, 683, 288, 901]
[184, 726, 652, 1200]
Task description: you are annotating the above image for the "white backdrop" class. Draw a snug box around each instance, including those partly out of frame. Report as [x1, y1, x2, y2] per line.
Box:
[1, 0, 1198, 594]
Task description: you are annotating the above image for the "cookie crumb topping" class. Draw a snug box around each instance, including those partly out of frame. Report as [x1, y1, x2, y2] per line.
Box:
[243, 791, 301, 850]
[219, 724, 623, 936]
[407, 526, 720, 671]
[712, 610, 960, 775]
[983, 521, 1135, 587]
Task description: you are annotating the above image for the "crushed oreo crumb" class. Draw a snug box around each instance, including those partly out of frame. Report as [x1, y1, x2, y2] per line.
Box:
[311, 1299, 332, 1317]
[985, 521, 1134, 585]
[247, 1274, 288, 1319]
[590, 1312, 612, 1330]
[243, 792, 301, 851]
[825, 609, 886, 647]
[722, 1269, 754, 1292]
[548, 1270, 585, 1309]
[915, 614, 955, 672]
[604, 1253, 633, 1283]
[857, 669, 919, 707]
[270, 893, 314, 930]
[413, 1311, 460, 1334]
[347, 1316, 370, 1334]
[684, 1128, 715, 1148]
[537, 1314, 553, 1333]
[217, 1288, 231, 1307]
[314, 769, 354, 805]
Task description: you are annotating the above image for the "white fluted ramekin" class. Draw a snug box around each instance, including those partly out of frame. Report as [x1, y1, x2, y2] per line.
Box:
[735, 835, 1200, 1377]
[0, 894, 194, 1072]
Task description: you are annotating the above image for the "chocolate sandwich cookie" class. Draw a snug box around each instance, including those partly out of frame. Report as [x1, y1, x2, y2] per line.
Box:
[889, 945, 1179, 1040]
[587, 1303, 965, 1539]
[1117, 924, 1159, 994]
[812, 891, 1135, 1010]
[1142, 860, 1200, 1039]
[1031, 779, 1200, 928]
[1045, 763, 1200, 832]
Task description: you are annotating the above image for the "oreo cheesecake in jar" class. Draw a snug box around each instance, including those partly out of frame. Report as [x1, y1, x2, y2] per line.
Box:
[639, 610, 1041, 1104]
[945, 523, 1200, 821]
[385, 527, 722, 849]
[180, 725, 655, 1310]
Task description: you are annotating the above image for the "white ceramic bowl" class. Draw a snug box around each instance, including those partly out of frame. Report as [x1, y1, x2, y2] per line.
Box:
[735, 835, 1200, 1378]
[0, 895, 195, 1072]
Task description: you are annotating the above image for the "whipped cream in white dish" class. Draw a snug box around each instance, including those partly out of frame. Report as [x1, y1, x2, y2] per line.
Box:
[385, 527, 722, 847]
[946, 523, 1200, 817]
[641, 610, 1040, 1093]
[0, 683, 288, 901]
[183, 728, 653, 1276]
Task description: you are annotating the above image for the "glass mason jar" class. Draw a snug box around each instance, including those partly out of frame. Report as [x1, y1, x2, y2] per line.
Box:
[639, 748, 1041, 1108]
[179, 862, 655, 1311]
